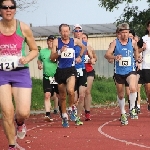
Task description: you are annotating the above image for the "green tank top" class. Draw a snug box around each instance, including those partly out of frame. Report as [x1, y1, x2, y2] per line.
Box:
[38, 48, 57, 78]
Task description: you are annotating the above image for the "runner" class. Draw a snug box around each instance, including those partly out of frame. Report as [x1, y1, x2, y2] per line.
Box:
[138, 20, 150, 111]
[37, 35, 59, 122]
[82, 32, 97, 121]
[0, 0, 38, 149]
[50, 24, 86, 127]
[73, 24, 95, 125]
[104, 23, 139, 125]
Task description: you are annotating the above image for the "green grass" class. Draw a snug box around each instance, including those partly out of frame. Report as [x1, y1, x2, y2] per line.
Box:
[31, 77, 147, 110]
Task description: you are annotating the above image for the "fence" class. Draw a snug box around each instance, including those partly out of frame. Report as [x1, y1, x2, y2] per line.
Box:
[28, 50, 114, 79]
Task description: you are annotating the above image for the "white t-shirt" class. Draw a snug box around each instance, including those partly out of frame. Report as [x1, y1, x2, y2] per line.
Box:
[142, 35, 150, 69]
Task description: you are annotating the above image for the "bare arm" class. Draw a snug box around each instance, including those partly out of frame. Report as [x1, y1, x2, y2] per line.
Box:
[104, 40, 116, 60]
[87, 43, 97, 61]
[86, 44, 93, 59]
[50, 39, 59, 61]
[21, 22, 38, 62]
[74, 38, 86, 58]
[133, 40, 139, 61]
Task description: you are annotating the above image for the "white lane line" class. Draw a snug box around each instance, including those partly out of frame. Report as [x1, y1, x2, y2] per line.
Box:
[98, 118, 150, 149]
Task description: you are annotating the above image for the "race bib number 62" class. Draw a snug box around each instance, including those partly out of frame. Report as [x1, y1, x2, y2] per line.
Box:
[0, 56, 19, 71]
[61, 48, 74, 58]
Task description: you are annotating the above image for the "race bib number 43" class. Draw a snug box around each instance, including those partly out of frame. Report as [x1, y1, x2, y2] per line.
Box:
[77, 68, 83, 77]
[49, 77, 58, 84]
[119, 57, 131, 66]
[61, 48, 74, 58]
[0, 56, 19, 71]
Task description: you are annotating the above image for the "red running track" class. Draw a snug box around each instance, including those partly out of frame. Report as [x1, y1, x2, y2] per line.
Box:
[0, 104, 150, 150]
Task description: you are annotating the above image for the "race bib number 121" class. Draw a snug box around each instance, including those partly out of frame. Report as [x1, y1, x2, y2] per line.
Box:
[0, 56, 19, 71]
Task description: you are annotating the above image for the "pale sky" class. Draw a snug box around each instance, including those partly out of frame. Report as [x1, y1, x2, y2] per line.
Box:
[15, 0, 148, 27]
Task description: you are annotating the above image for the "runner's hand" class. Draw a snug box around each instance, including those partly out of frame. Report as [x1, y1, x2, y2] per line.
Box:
[90, 58, 96, 65]
[115, 55, 122, 61]
[38, 64, 43, 70]
[19, 57, 30, 65]
[75, 56, 82, 63]
[60, 45, 67, 52]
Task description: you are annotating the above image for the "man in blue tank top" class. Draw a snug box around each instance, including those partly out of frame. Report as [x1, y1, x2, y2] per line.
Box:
[50, 24, 86, 128]
[73, 24, 95, 126]
[104, 23, 139, 125]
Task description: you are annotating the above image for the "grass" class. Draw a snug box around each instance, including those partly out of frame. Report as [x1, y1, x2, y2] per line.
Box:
[31, 77, 147, 110]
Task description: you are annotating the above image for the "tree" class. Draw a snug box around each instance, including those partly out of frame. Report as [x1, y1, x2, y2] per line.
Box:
[98, 0, 150, 37]
[17, 0, 38, 10]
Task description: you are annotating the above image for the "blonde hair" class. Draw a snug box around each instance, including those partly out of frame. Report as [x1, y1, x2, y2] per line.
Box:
[117, 23, 129, 31]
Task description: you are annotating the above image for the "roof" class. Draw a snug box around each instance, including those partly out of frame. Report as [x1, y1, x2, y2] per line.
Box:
[31, 23, 117, 37]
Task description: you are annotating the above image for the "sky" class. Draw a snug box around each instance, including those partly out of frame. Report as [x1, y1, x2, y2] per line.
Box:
[15, 0, 148, 27]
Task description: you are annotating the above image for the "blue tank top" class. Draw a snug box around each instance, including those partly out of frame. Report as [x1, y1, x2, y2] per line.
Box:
[74, 41, 87, 69]
[57, 38, 75, 69]
[114, 38, 135, 75]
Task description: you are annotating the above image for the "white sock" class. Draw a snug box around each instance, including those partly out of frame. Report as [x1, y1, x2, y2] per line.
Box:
[129, 92, 137, 110]
[117, 96, 126, 114]
[68, 107, 72, 111]
[137, 104, 140, 108]
[62, 113, 68, 119]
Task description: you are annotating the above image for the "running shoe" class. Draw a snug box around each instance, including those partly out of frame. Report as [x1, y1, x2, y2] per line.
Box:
[85, 113, 91, 121]
[136, 107, 141, 114]
[120, 114, 128, 125]
[75, 117, 83, 126]
[8, 147, 16, 150]
[44, 115, 53, 122]
[53, 110, 58, 114]
[130, 108, 138, 119]
[62, 117, 69, 128]
[68, 110, 76, 121]
[16, 124, 27, 139]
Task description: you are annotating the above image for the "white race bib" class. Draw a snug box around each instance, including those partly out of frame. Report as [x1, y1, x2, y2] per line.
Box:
[0, 56, 19, 71]
[61, 48, 74, 58]
[145, 54, 150, 63]
[49, 77, 58, 84]
[77, 68, 83, 77]
[84, 55, 90, 63]
[119, 57, 131, 66]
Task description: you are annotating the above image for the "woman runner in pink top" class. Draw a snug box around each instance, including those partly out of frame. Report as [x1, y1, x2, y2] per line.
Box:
[0, 0, 38, 149]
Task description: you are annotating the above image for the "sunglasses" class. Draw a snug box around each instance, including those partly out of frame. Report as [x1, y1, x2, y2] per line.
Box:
[74, 29, 82, 32]
[1, 5, 16, 10]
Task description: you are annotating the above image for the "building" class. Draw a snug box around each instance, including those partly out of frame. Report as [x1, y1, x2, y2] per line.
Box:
[26, 23, 117, 79]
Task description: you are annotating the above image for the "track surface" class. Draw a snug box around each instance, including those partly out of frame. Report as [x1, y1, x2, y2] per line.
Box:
[0, 104, 150, 150]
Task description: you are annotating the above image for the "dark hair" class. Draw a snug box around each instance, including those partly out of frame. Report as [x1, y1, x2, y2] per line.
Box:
[129, 29, 135, 37]
[83, 33, 88, 39]
[47, 35, 55, 41]
[0, 0, 16, 7]
[59, 24, 70, 32]
[145, 20, 150, 35]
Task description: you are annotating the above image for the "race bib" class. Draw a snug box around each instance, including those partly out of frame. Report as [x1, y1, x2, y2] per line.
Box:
[145, 54, 150, 63]
[77, 68, 83, 77]
[0, 56, 19, 71]
[49, 77, 58, 84]
[61, 48, 74, 58]
[84, 55, 90, 63]
[119, 57, 131, 66]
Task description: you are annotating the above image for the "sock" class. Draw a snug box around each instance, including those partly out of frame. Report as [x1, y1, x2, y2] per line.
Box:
[15, 119, 24, 126]
[129, 92, 137, 110]
[128, 100, 130, 110]
[62, 113, 68, 119]
[137, 104, 140, 108]
[68, 107, 72, 111]
[117, 96, 126, 114]
[9, 145, 15, 148]
[46, 112, 50, 116]
[85, 110, 90, 114]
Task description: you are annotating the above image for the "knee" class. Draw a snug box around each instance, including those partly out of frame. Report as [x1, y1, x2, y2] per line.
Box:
[67, 89, 74, 96]
[85, 89, 91, 95]
[118, 93, 124, 100]
[130, 87, 137, 93]
[44, 92, 51, 100]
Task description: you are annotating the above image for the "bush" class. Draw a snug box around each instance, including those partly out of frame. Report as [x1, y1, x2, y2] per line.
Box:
[31, 77, 147, 110]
